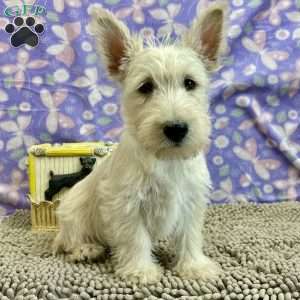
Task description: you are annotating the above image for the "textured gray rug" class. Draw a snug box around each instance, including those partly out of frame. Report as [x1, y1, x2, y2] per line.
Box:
[1, 203, 300, 300]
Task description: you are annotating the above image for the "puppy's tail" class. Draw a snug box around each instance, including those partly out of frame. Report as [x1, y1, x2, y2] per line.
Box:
[49, 170, 54, 178]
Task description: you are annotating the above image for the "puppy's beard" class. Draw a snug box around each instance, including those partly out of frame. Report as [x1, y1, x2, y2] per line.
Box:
[141, 137, 209, 160]
[156, 150, 198, 160]
[155, 144, 202, 160]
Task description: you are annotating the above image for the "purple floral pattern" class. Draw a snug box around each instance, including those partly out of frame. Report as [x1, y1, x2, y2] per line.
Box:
[0, 0, 300, 215]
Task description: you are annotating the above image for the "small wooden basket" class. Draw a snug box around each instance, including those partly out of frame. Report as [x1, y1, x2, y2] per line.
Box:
[27, 142, 116, 231]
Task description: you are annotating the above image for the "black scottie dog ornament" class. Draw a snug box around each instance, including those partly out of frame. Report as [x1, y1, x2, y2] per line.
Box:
[44, 157, 96, 201]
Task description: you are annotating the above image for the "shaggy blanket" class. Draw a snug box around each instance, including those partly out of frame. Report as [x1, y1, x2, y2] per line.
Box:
[0, 203, 300, 300]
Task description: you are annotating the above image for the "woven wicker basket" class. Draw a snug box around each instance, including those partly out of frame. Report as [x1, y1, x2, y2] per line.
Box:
[27, 142, 116, 231]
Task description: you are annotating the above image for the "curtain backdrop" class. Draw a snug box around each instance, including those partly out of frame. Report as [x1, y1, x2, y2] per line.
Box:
[0, 0, 300, 216]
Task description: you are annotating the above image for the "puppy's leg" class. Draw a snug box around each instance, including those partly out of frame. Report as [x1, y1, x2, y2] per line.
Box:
[53, 229, 105, 262]
[173, 204, 221, 280]
[112, 218, 162, 284]
[53, 171, 105, 262]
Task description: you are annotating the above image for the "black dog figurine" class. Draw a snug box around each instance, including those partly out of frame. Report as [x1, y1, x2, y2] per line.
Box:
[44, 156, 96, 201]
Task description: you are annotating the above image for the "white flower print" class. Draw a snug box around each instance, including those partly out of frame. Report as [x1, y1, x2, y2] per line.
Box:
[150, 3, 186, 38]
[72, 68, 115, 106]
[0, 116, 38, 151]
[116, 0, 155, 24]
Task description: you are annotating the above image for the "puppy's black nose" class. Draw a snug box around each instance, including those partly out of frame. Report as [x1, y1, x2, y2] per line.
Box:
[163, 122, 189, 144]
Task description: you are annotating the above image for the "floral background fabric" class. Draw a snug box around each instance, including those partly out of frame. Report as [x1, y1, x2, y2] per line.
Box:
[0, 0, 300, 216]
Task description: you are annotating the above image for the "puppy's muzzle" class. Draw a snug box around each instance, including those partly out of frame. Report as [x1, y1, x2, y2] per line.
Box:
[163, 122, 189, 144]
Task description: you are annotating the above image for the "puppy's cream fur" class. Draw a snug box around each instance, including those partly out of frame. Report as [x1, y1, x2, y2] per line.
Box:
[54, 3, 227, 284]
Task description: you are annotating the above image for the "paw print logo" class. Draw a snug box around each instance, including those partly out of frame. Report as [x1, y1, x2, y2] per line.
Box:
[5, 16, 45, 48]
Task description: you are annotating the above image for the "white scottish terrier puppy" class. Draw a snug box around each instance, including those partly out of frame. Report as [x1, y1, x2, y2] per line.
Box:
[54, 3, 227, 284]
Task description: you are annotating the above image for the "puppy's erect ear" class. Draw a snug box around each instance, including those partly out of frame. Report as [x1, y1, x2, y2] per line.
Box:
[182, 2, 227, 71]
[91, 8, 141, 81]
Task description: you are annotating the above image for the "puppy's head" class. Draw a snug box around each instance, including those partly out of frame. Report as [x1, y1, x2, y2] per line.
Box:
[80, 157, 96, 169]
[91, 4, 227, 160]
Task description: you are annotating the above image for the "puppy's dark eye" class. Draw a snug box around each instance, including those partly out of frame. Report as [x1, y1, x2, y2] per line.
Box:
[138, 81, 154, 95]
[184, 78, 197, 91]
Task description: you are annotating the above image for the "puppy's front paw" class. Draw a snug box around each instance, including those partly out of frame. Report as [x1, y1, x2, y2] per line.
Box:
[174, 257, 221, 280]
[116, 263, 163, 285]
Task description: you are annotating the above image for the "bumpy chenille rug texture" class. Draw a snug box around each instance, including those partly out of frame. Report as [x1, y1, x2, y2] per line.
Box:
[1, 203, 300, 300]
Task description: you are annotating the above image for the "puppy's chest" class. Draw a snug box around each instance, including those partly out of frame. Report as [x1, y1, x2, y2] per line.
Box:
[139, 171, 187, 239]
